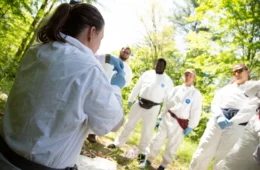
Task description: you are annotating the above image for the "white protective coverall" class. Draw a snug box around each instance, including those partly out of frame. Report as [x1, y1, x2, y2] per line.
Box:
[87, 55, 133, 136]
[216, 112, 260, 170]
[189, 81, 260, 170]
[114, 70, 173, 154]
[0, 34, 124, 169]
[146, 85, 202, 167]
[123, 61, 132, 87]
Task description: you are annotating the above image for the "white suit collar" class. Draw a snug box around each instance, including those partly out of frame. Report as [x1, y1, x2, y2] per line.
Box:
[60, 32, 94, 57]
[182, 84, 194, 89]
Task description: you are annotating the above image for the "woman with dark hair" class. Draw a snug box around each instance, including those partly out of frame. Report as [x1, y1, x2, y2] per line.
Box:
[0, 2, 125, 170]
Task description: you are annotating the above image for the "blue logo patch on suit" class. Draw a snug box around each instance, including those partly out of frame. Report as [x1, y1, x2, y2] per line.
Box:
[185, 99, 191, 104]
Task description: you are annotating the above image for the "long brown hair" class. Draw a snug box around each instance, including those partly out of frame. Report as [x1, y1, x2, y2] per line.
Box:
[37, 3, 104, 43]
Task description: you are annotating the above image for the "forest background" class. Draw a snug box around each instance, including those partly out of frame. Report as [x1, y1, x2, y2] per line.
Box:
[0, 0, 260, 169]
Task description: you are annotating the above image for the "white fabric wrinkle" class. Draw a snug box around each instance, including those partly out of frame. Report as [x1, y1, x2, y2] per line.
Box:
[1, 34, 123, 168]
[128, 70, 173, 103]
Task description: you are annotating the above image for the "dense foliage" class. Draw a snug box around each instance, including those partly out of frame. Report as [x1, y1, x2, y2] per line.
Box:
[119, 0, 260, 142]
[1, 0, 260, 143]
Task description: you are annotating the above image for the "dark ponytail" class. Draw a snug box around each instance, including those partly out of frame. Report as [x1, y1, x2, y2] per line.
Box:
[37, 3, 104, 43]
[38, 3, 70, 43]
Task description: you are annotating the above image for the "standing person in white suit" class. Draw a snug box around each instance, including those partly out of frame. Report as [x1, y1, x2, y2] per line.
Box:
[189, 63, 260, 170]
[87, 46, 133, 143]
[107, 58, 173, 163]
[140, 69, 202, 170]
[216, 86, 260, 170]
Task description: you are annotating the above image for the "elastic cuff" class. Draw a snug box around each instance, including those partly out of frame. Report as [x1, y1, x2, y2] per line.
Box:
[105, 54, 111, 63]
[216, 115, 222, 119]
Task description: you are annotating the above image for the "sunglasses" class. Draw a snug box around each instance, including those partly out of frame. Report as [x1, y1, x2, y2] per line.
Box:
[232, 68, 247, 76]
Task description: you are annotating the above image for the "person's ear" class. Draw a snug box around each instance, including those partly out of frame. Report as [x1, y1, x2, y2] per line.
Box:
[87, 26, 96, 41]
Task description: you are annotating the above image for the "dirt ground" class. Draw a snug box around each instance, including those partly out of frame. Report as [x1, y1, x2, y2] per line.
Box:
[80, 135, 186, 170]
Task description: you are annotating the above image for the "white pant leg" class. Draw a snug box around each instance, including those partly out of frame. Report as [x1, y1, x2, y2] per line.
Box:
[216, 116, 260, 170]
[114, 102, 143, 147]
[138, 105, 160, 154]
[161, 116, 184, 168]
[87, 129, 94, 135]
[213, 124, 246, 169]
[189, 117, 222, 170]
[146, 116, 169, 161]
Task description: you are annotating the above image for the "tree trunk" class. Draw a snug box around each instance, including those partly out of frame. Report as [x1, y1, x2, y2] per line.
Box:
[15, 0, 50, 59]
[23, 0, 57, 55]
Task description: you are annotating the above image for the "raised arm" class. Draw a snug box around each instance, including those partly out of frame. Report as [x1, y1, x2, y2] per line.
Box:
[128, 72, 147, 102]
[231, 92, 260, 125]
[188, 91, 203, 128]
[83, 67, 124, 136]
[211, 88, 224, 118]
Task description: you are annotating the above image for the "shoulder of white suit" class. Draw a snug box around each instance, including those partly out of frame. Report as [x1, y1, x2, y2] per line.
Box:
[194, 88, 202, 96]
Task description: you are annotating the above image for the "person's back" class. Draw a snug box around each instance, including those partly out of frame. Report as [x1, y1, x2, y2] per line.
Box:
[0, 2, 125, 170]
[2, 40, 103, 167]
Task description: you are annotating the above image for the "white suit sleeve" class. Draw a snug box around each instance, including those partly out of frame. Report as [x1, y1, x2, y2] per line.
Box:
[231, 82, 260, 125]
[83, 67, 123, 136]
[160, 87, 176, 118]
[156, 77, 174, 119]
[95, 54, 106, 65]
[253, 144, 260, 164]
[231, 94, 260, 125]
[188, 91, 203, 128]
[164, 78, 174, 97]
[124, 64, 133, 87]
[128, 72, 146, 102]
[211, 88, 224, 118]
[244, 80, 260, 97]
[160, 93, 170, 118]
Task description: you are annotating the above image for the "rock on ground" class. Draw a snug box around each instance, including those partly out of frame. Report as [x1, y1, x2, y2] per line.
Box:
[78, 155, 117, 170]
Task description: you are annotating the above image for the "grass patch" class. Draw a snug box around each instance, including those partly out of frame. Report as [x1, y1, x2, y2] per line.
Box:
[81, 119, 206, 170]
[0, 90, 213, 170]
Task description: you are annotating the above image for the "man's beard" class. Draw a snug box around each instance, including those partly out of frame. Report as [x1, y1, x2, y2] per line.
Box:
[119, 56, 127, 61]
